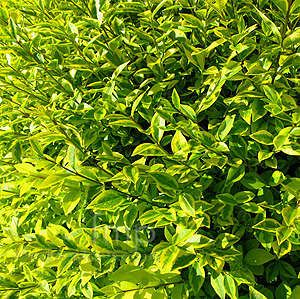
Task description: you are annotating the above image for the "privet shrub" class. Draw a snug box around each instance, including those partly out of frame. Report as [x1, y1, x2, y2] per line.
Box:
[1, 0, 300, 298]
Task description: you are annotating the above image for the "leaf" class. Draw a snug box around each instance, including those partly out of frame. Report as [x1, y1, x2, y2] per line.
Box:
[224, 273, 238, 299]
[152, 0, 168, 17]
[66, 145, 76, 169]
[62, 191, 81, 215]
[262, 85, 281, 103]
[87, 190, 128, 211]
[279, 261, 297, 278]
[111, 61, 129, 80]
[252, 219, 281, 233]
[290, 285, 300, 299]
[139, 209, 163, 225]
[217, 114, 236, 141]
[291, 0, 300, 14]
[211, 273, 226, 299]
[172, 88, 181, 110]
[0, 274, 18, 288]
[271, 0, 288, 14]
[234, 191, 255, 204]
[283, 31, 300, 48]
[198, 131, 217, 147]
[57, 254, 76, 276]
[189, 262, 205, 295]
[240, 172, 266, 189]
[9, 17, 17, 39]
[160, 245, 179, 270]
[179, 193, 195, 217]
[151, 112, 165, 142]
[244, 248, 275, 266]
[217, 193, 237, 205]
[131, 91, 146, 117]
[258, 150, 273, 162]
[110, 119, 143, 131]
[276, 227, 293, 245]
[29, 139, 43, 156]
[180, 104, 197, 122]
[250, 130, 274, 145]
[254, 7, 281, 44]
[281, 142, 300, 155]
[229, 135, 248, 161]
[132, 143, 167, 156]
[249, 286, 268, 299]
[38, 175, 65, 189]
[149, 171, 179, 190]
[171, 131, 189, 155]
[282, 205, 300, 226]
[81, 282, 93, 299]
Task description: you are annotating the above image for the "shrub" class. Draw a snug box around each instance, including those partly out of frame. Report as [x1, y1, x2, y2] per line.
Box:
[1, 0, 300, 298]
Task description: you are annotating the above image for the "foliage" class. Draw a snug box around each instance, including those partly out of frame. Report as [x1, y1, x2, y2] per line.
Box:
[1, 0, 300, 298]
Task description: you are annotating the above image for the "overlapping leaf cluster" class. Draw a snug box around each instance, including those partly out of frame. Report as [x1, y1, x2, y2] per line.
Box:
[1, 0, 300, 298]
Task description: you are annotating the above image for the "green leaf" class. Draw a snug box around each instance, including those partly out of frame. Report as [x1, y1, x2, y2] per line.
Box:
[258, 150, 273, 162]
[217, 114, 236, 141]
[0, 274, 18, 288]
[217, 193, 237, 205]
[131, 91, 146, 117]
[283, 31, 300, 48]
[271, 0, 288, 13]
[250, 130, 274, 145]
[139, 209, 163, 225]
[244, 248, 275, 266]
[198, 131, 217, 147]
[112, 61, 129, 80]
[254, 7, 281, 44]
[189, 262, 205, 295]
[282, 205, 300, 226]
[211, 273, 226, 299]
[81, 282, 93, 299]
[240, 172, 266, 189]
[180, 104, 197, 122]
[290, 285, 300, 299]
[151, 112, 165, 142]
[38, 175, 66, 189]
[281, 142, 300, 155]
[262, 85, 281, 103]
[224, 273, 238, 299]
[62, 191, 81, 215]
[152, 0, 168, 17]
[291, 0, 300, 13]
[249, 286, 268, 299]
[234, 191, 255, 204]
[149, 171, 179, 190]
[87, 190, 128, 211]
[132, 143, 167, 156]
[178, 193, 195, 217]
[8, 17, 17, 39]
[279, 260, 297, 278]
[57, 254, 76, 276]
[253, 219, 281, 233]
[171, 131, 189, 155]
[160, 245, 179, 270]
[29, 139, 43, 156]
[172, 89, 181, 110]
[229, 135, 248, 161]
[276, 227, 293, 245]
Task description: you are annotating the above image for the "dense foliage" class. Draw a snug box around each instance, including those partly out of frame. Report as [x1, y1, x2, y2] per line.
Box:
[1, 0, 300, 298]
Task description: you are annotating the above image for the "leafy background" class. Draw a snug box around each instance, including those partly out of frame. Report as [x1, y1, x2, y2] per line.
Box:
[1, 0, 300, 298]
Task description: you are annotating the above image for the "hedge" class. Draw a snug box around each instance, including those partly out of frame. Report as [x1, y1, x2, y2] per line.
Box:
[0, 0, 300, 298]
